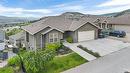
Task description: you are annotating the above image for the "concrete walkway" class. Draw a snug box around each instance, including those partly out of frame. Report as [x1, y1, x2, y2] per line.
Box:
[63, 47, 130, 73]
[63, 43, 96, 61]
[0, 61, 7, 68]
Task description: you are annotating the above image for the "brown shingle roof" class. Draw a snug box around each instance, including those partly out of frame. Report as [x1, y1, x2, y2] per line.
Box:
[108, 14, 130, 25]
[22, 13, 108, 34]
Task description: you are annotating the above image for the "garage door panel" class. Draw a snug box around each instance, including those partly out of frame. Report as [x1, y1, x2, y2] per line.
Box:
[78, 30, 95, 42]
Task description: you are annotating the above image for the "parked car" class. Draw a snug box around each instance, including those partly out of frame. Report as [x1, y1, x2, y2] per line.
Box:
[109, 30, 126, 37]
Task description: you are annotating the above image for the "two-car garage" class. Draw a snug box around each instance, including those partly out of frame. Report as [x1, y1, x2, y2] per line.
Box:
[76, 22, 99, 42]
[78, 30, 95, 42]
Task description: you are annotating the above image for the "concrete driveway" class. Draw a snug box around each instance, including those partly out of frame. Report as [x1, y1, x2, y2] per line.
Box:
[63, 47, 130, 73]
[72, 38, 130, 56]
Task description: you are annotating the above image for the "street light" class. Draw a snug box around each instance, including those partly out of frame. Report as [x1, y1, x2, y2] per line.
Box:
[13, 47, 26, 73]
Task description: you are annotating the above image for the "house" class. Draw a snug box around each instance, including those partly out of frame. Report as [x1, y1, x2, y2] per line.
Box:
[0, 29, 5, 43]
[22, 12, 130, 50]
[0, 29, 8, 60]
[22, 12, 100, 50]
[9, 32, 25, 48]
[107, 14, 130, 33]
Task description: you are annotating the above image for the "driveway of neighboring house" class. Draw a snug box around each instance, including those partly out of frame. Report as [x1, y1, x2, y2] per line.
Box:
[69, 38, 130, 56]
[63, 46, 130, 73]
[108, 33, 130, 43]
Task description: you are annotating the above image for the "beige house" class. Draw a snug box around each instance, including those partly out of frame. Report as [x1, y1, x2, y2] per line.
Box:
[22, 13, 100, 50]
[107, 14, 130, 33]
[22, 12, 130, 50]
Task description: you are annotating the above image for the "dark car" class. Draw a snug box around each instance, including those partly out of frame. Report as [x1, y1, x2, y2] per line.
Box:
[109, 30, 126, 37]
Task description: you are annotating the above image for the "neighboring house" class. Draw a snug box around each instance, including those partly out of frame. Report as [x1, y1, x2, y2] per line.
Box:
[107, 14, 130, 33]
[0, 29, 8, 60]
[9, 32, 25, 48]
[0, 29, 5, 43]
[22, 12, 100, 50]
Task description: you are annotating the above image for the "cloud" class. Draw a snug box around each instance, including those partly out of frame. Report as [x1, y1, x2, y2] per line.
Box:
[0, 4, 52, 17]
[0, 0, 130, 17]
[98, 0, 130, 7]
[86, 5, 130, 15]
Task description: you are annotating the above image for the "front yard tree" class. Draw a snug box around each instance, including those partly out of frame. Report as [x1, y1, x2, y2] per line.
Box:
[23, 49, 55, 73]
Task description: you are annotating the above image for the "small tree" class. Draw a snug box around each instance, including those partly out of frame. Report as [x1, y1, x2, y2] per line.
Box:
[23, 49, 55, 73]
[8, 49, 55, 73]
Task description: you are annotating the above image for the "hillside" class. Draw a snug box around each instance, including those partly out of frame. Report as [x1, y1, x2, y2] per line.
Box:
[0, 16, 38, 25]
[102, 9, 130, 17]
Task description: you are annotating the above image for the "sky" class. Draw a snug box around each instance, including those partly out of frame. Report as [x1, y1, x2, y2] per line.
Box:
[0, 0, 130, 17]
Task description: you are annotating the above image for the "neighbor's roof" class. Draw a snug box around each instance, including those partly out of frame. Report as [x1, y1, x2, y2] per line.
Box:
[22, 13, 101, 35]
[108, 14, 130, 25]
[9, 32, 24, 40]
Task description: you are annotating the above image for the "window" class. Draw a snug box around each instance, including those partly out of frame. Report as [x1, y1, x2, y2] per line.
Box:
[107, 24, 112, 29]
[102, 23, 105, 29]
[49, 33, 58, 43]
[26, 32, 29, 42]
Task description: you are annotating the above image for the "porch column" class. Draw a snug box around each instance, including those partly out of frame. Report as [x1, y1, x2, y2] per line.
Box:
[40, 35, 43, 49]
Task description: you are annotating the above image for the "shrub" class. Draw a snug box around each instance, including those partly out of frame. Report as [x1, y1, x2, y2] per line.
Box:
[66, 36, 73, 43]
[45, 43, 61, 51]
[8, 56, 20, 66]
[23, 49, 56, 73]
[8, 49, 56, 73]
[77, 45, 101, 58]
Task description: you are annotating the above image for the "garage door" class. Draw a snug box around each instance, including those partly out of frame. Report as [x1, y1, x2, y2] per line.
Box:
[78, 30, 95, 42]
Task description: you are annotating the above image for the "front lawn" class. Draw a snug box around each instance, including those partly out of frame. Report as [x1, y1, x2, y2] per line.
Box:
[0, 66, 14, 73]
[0, 53, 87, 73]
[45, 53, 87, 73]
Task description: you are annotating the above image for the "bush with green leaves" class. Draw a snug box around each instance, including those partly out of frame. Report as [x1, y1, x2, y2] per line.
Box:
[66, 36, 73, 43]
[23, 49, 55, 73]
[45, 43, 61, 51]
[8, 49, 56, 73]
[77, 45, 101, 58]
[8, 55, 20, 66]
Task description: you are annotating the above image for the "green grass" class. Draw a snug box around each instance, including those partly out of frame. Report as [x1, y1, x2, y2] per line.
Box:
[0, 53, 87, 73]
[0, 66, 14, 73]
[45, 53, 87, 73]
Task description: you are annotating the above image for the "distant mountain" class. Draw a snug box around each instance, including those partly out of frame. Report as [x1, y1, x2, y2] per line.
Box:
[0, 16, 38, 25]
[101, 9, 130, 17]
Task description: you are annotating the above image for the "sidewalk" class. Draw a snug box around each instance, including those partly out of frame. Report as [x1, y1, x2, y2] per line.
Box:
[0, 61, 7, 68]
[63, 43, 96, 61]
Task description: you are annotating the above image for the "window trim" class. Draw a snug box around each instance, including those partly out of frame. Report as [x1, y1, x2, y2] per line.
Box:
[49, 33, 58, 43]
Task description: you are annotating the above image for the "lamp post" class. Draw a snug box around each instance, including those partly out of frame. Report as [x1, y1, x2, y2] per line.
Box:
[13, 48, 26, 73]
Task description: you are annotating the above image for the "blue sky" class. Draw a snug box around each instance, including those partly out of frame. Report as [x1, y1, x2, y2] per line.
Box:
[0, 0, 130, 17]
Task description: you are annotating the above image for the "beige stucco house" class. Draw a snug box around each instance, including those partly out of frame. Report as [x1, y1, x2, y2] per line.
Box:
[22, 13, 101, 50]
[108, 14, 130, 33]
[22, 12, 130, 50]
